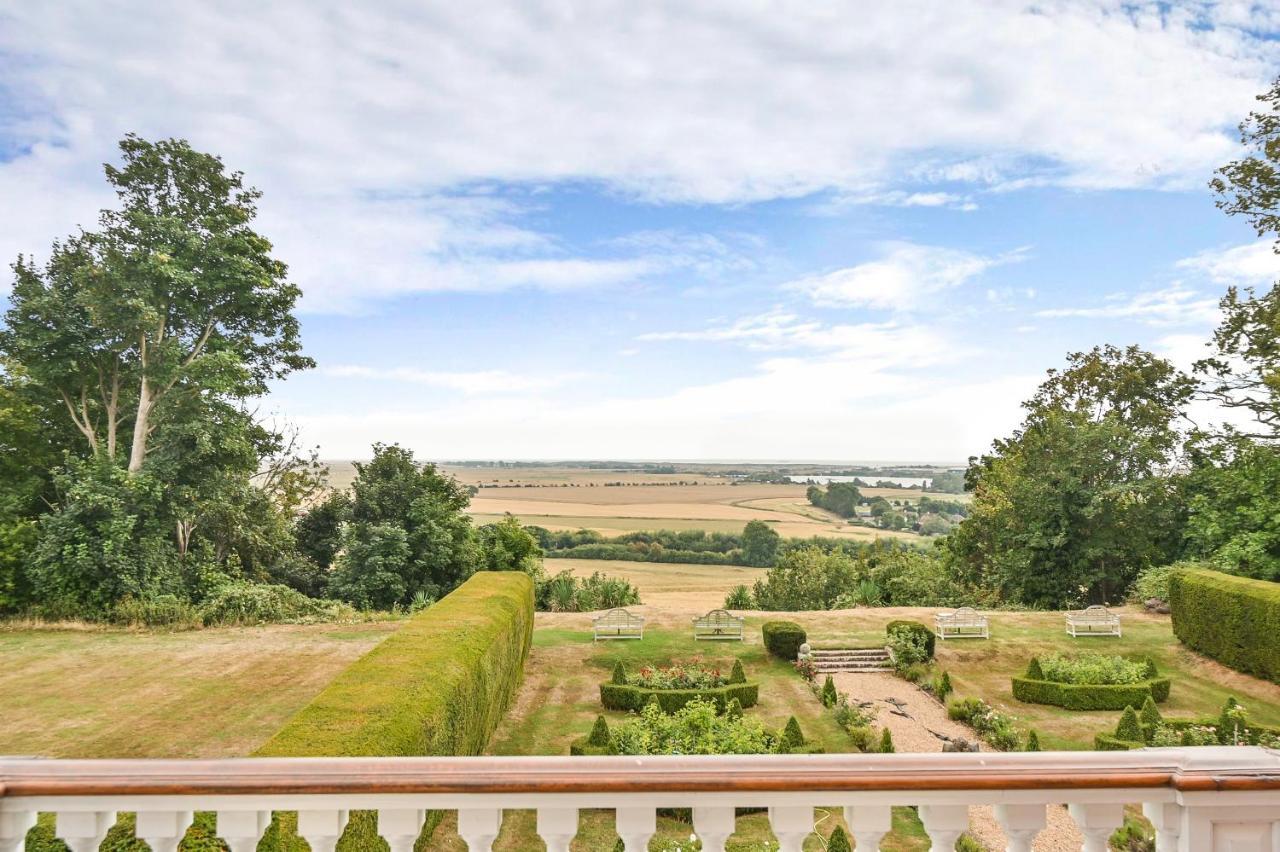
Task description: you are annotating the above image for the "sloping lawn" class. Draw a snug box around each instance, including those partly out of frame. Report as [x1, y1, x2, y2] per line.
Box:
[0, 622, 400, 757]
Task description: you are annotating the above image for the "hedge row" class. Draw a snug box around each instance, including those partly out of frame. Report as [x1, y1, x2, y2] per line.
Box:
[1094, 718, 1280, 751]
[250, 571, 534, 852]
[1170, 567, 1280, 684]
[1012, 676, 1171, 711]
[599, 681, 760, 713]
[762, 621, 807, 659]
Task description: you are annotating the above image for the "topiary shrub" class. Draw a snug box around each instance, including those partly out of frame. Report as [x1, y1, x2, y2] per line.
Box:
[821, 674, 838, 708]
[936, 670, 954, 700]
[1140, 696, 1162, 742]
[1115, 706, 1143, 743]
[762, 620, 807, 659]
[886, 620, 935, 658]
[1026, 657, 1044, 680]
[588, 715, 611, 746]
[1025, 730, 1041, 751]
[1170, 567, 1280, 684]
[780, 716, 805, 751]
[571, 715, 613, 756]
[611, 660, 627, 685]
[826, 826, 852, 852]
[879, 727, 895, 753]
[729, 659, 746, 684]
[725, 697, 743, 720]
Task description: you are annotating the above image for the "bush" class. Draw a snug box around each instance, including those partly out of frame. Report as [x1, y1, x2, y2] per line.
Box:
[1170, 567, 1280, 683]
[256, 571, 534, 757]
[729, 659, 746, 684]
[199, 581, 352, 626]
[780, 716, 805, 751]
[879, 727, 895, 753]
[536, 569, 641, 612]
[886, 619, 935, 658]
[1025, 730, 1041, 751]
[1037, 653, 1150, 685]
[821, 674, 838, 708]
[934, 671, 954, 700]
[611, 661, 627, 685]
[587, 715, 610, 746]
[724, 584, 754, 609]
[1116, 706, 1143, 742]
[1026, 657, 1044, 680]
[1131, 563, 1177, 605]
[762, 620, 807, 659]
[827, 826, 852, 852]
[110, 594, 201, 629]
[593, 697, 817, 756]
[887, 623, 933, 671]
[626, 663, 727, 690]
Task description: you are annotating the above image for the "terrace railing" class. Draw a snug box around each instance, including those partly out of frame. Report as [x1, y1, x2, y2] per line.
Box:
[3, 748, 1280, 852]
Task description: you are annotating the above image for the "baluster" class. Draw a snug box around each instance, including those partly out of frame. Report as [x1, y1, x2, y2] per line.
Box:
[456, 808, 501, 852]
[297, 810, 349, 852]
[0, 811, 37, 852]
[993, 804, 1045, 852]
[55, 811, 117, 852]
[1067, 803, 1123, 852]
[135, 811, 194, 852]
[376, 809, 425, 852]
[844, 805, 891, 852]
[918, 805, 968, 851]
[1140, 802, 1182, 852]
[614, 807, 655, 852]
[767, 805, 812, 852]
[216, 810, 271, 852]
[535, 807, 578, 852]
[692, 806, 735, 852]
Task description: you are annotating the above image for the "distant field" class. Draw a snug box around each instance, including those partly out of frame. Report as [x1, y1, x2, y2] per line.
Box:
[548, 557, 766, 611]
[322, 463, 954, 542]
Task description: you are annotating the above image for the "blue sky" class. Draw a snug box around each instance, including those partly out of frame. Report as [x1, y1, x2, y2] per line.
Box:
[3, 2, 1280, 462]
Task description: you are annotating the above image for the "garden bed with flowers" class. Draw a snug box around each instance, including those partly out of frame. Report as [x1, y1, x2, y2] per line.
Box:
[1095, 696, 1280, 750]
[599, 660, 759, 712]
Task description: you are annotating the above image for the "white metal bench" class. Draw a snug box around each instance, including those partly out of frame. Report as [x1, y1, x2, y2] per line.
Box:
[692, 608, 745, 641]
[935, 607, 989, 640]
[1066, 605, 1121, 637]
[592, 608, 645, 641]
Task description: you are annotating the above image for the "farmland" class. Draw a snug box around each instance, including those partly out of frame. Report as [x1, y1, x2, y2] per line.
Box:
[326, 462, 958, 542]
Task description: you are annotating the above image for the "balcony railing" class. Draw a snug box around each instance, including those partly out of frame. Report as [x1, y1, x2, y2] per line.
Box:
[3, 748, 1279, 852]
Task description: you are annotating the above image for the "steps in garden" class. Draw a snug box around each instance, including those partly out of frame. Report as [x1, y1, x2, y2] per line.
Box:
[809, 647, 892, 673]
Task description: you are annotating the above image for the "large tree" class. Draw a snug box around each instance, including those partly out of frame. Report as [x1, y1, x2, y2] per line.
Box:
[1, 135, 312, 473]
[948, 346, 1192, 607]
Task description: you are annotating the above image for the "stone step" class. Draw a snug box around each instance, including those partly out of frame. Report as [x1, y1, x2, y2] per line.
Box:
[814, 664, 894, 673]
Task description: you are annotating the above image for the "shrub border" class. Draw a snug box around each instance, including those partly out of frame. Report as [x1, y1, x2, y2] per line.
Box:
[1012, 676, 1171, 711]
[599, 681, 760, 713]
[1170, 567, 1280, 685]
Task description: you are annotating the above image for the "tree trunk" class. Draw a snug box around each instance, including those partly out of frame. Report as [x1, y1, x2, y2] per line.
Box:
[128, 376, 153, 474]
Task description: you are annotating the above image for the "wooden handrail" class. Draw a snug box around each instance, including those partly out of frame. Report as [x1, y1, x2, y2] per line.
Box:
[3, 749, 1280, 798]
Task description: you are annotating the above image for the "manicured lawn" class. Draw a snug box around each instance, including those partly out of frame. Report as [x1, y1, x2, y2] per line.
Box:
[0, 622, 400, 758]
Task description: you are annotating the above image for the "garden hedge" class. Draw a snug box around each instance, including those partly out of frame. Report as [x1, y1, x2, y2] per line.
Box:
[1170, 567, 1280, 684]
[1011, 675, 1171, 711]
[762, 620, 807, 659]
[250, 571, 534, 852]
[599, 681, 759, 713]
[1094, 717, 1280, 751]
[886, 620, 935, 658]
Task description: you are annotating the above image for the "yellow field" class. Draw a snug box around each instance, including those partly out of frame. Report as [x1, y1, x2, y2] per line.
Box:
[548, 557, 766, 611]
[323, 463, 956, 541]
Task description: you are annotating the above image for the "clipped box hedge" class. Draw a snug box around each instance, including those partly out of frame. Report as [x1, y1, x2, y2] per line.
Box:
[762, 620, 807, 660]
[1094, 718, 1280, 751]
[599, 681, 759, 713]
[251, 571, 534, 852]
[1170, 567, 1280, 684]
[1012, 675, 1171, 711]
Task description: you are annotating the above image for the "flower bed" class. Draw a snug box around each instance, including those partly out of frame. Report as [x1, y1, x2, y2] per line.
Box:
[1012, 654, 1171, 711]
[601, 660, 758, 713]
[571, 698, 820, 756]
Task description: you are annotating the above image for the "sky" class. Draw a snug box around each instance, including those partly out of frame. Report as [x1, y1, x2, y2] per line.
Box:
[4, 2, 1280, 463]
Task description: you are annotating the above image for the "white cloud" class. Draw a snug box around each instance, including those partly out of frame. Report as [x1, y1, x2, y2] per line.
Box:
[1035, 284, 1220, 326]
[1176, 241, 1280, 286]
[2, 2, 1278, 309]
[322, 365, 586, 395]
[638, 309, 958, 367]
[786, 243, 1025, 310]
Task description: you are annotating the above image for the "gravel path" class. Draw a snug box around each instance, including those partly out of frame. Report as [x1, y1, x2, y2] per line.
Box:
[830, 672, 1083, 851]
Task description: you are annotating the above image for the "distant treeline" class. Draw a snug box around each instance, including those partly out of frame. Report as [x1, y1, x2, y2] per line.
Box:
[528, 525, 909, 568]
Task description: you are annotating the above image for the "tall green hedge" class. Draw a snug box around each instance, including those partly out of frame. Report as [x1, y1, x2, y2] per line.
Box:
[253, 571, 534, 852]
[1170, 567, 1280, 684]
